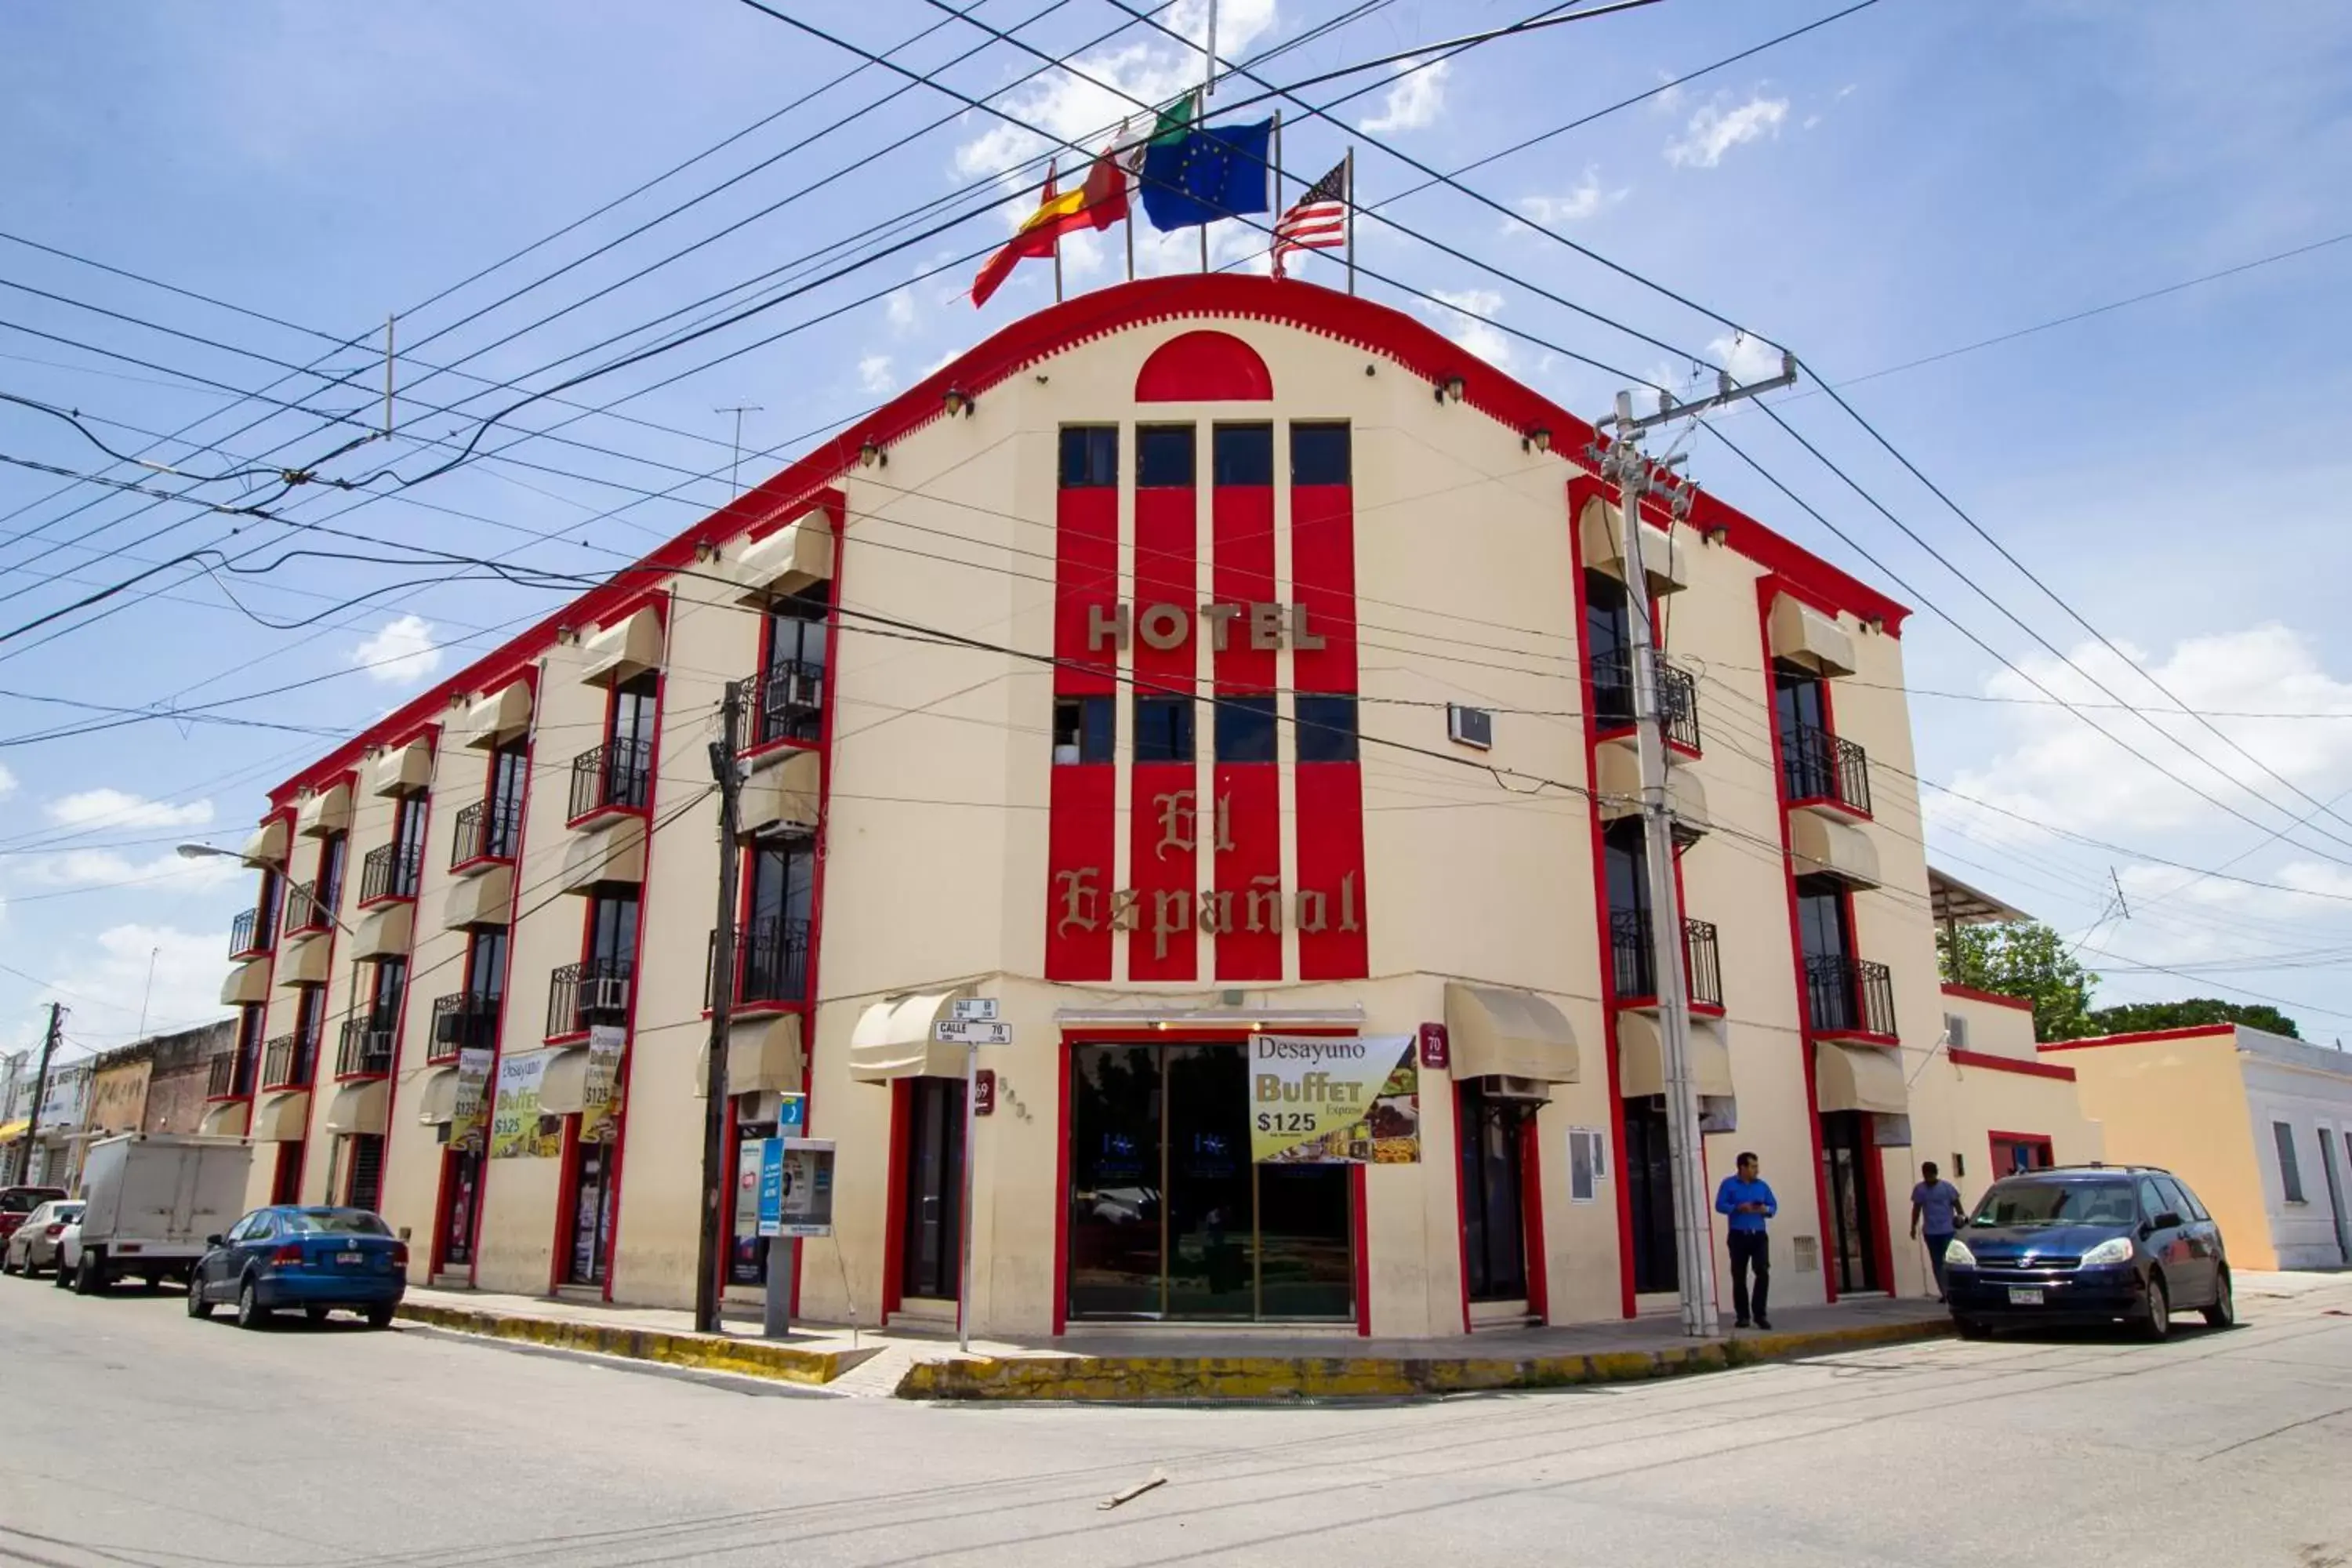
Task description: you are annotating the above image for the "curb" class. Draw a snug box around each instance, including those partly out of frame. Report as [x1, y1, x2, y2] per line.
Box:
[394, 1301, 872, 1386]
[893, 1317, 1952, 1402]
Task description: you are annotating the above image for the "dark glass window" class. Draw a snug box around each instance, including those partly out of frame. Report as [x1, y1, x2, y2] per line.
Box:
[392, 794, 428, 859]
[1215, 695, 1278, 762]
[1603, 818, 1650, 920]
[368, 957, 408, 1022]
[1294, 695, 1358, 762]
[1059, 426, 1118, 488]
[464, 929, 508, 1000]
[1585, 570, 1635, 731]
[1774, 661, 1828, 736]
[1212, 424, 1273, 486]
[587, 891, 640, 969]
[1053, 695, 1115, 763]
[318, 833, 349, 915]
[1290, 423, 1351, 485]
[487, 741, 528, 857]
[1134, 695, 1196, 763]
[1137, 426, 1196, 488]
[1794, 874, 1852, 964]
[609, 671, 658, 751]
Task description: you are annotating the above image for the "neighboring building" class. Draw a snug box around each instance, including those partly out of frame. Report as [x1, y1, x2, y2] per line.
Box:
[205, 275, 2082, 1336]
[78, 1020, 238, 1145]
[2049, 1025, 2352, 1271]
[8, 1062, 92, 1189]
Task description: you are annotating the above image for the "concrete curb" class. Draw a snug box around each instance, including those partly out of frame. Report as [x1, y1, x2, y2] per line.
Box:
[893, 1317, 1953, 1402]
[394, 1301, 873, 1386]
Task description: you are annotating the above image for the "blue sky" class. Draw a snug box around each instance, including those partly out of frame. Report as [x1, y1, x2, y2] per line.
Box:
[3, 0, 2350, 1063]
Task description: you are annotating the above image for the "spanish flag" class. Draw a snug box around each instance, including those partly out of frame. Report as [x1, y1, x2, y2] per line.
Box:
[970, 147, 1132, 307]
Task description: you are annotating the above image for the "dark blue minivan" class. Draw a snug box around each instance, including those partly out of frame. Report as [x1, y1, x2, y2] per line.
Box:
[1944, 1165, 2231, 1340]
[187, 1206, 406, 1330]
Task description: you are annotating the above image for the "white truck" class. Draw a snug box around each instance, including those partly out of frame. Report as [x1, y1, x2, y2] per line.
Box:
[67, 1133, 254, 1294]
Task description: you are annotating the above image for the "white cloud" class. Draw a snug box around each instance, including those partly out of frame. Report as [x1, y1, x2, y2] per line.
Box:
[352, 612, 443, 685]
[1666, 93, 1789, 168]
[885, 289, 916, 333]
[46, 789, 212, 830]
[36, 924, 230, 1046]
[0, 762, 15, 800]
[1706, 331, 1788, 385]
[1511, 167, 1626, 227]
[858, 354, 895, 395]
[11, 847, 241, 894]
[1359, 58, 1450, 135]
[1417, 288, 1515, 370]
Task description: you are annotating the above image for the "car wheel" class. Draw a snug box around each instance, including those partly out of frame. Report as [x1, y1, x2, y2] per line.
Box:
[305, 1306, 331, 1323]
[1955, 1316, 1990, 1341]
[51, 1257, 70, 1289]
[2, 1250, 17, 1276]
[186, 1274, 214, 1319]
[2202, 1269, 2235, 1329]
[2140, 1273, 2171, 1341]
[365, 1303, 395, 1330]
[235, 1278, 270, 1330]
[74, 1254, 103, 1296]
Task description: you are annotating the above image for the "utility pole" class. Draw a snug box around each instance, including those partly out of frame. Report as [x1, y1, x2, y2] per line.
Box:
[1596, 358, 1795, 1339]
[715, 405, 764, 498]
[695, 681, 748, 1334]
[16, 1004, 63, 1186]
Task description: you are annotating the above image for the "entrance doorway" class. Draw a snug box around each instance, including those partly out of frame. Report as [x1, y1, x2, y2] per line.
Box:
[1065, 1041, 1353, 1322]
[898, 1078, 965, 1301]
[1820, 1110, 1882, 1294]
[1457, 1080, 1529, 1304]
[1623, 1096, 1677, 1295]
[271, 1142, 303, 1205]
[437, 1147, 481, 1270]
[563, 1128, 616, 1287]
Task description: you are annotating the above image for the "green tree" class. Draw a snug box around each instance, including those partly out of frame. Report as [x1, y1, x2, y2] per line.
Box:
[2080, 998, 2300, 1040]
[1937, 921, 2097, 1042]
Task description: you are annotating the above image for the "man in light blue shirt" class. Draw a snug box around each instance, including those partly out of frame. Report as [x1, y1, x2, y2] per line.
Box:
[1910, 1161, 1965, 1301]
[1715, 1151, 1777, 1330]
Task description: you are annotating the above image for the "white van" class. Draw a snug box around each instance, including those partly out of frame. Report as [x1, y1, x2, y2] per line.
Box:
[68, 1133, 254, 1294]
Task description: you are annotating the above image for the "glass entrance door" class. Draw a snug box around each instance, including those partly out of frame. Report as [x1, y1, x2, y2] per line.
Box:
[1457, 1080, 1528, 1302]
[1820, 1110, 1882, 1294]
[1623, 1096, 1678, 1295]
[898, 1078, 965, 1300]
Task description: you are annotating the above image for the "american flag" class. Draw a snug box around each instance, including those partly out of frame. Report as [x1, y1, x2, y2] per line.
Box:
[1272, 155, 1348, 277]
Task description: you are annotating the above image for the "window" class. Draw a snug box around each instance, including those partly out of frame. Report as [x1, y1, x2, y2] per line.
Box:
[2174, 1178, 2211, 1223]
[1051, 695, 1115, 764]
[368, 957, 408, 1025]
[318, 832, 349, 916]
[1059, 426, 1117, 488]
[1134, 695, 1195, 763]
[2276, 1121, 2307, 1203]
[1584, 571, 1635, 731]
[1215, 695, 1277, 762]
[1290, 422, 1351, 485]
[392, 793, 428, 860]
[1943, 1012, 1969, 1050]
[486, 740, 528, 858]
[464, 928, 508, 1000]
[1137, 426, 1195, 488]
[281, 1208, 391, 1236]
[760, 585, 829, 745]
[2136, 1177, 2169, 1223]
[2151, 1175, 2194, 1222]
[1212, 424, 1272, 486]
[587, 891, 639, 971]
[1294, 695, 1358, 763]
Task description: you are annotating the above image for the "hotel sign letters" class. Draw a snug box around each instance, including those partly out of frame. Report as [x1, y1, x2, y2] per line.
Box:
[1087, 601, 1325, 653]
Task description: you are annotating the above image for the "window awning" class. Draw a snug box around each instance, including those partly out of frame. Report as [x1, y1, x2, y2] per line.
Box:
[351, 902, 413, 961]
[579, 606, 664, 688]
[459, 680, 532, 750]
[1579, 495, 1690, 596]
[241, 818, 289, 869]
[696, 1013, 806, 1097]
[538, 1046, 596, 1116]
[370, 739, 433, 798]
[1814, 1040, 1906, 1115]
[325, 1079, 390, 1136]
[198, 1102, 249, 1138]
[1769, 594, 1857, 678]
[1443, 982, 1581, 1083]
[848, 992, 971, 1083]
[441, 862, 514, 930]
[1594, 743, 1710, 837]
[739, 747, 820, 838]
[415, 1065, 459, 1125]
[220, 959, 270, 1007]
[727, 507, 836, 604]
[558, 815, 647, 894]
[1616, 1013, 1734, 1099]
[1788, 811, 1881, 889]
[250, 1090, 310, 1142]
[0, 1119, 26, 1142]
[276, 935, 331, 987]
[296, 782, 353, 840]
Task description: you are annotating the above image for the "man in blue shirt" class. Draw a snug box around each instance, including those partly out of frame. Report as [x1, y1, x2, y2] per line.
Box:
[1910, 1160, 1965, 1301]
[1715, 1151, 1777, 1330]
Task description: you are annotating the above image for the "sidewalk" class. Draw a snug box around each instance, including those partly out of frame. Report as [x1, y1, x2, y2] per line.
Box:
[397, 1284, 1952, 1401]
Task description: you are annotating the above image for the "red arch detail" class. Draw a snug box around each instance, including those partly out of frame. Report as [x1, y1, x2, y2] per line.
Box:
[1134, 329, 1273, 401]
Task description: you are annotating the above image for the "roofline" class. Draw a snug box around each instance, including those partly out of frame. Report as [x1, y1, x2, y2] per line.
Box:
[266, 275, 1912, 809]
[1940, 982, 2035, 1014]
[2038, 1025, 2237, 1053]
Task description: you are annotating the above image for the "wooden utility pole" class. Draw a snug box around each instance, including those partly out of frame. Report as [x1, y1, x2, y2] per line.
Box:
[695, 681, 747, 1334]
[16, 1004, 62, 1185]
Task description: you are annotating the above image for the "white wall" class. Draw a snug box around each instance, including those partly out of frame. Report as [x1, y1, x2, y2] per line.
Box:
[2238, 1029, 2352, 1269]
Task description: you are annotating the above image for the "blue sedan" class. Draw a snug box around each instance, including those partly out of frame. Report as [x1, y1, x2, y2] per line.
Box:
[187, 1206, 407, 1330]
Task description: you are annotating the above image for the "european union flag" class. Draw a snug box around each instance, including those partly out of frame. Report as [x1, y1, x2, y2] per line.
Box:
[1138, 118, 1273, 231]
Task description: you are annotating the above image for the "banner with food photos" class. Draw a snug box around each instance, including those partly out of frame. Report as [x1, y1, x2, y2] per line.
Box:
[1250, 1034, 1420, 1164]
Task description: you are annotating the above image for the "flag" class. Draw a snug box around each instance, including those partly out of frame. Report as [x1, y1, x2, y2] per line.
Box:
[1138, 112, 1274, 230]
[1272, 155, 1348, 278]
[971, 148, 1133, 307]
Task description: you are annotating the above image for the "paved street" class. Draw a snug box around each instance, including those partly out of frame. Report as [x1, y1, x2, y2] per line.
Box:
[5, 1273, 2352, 1568]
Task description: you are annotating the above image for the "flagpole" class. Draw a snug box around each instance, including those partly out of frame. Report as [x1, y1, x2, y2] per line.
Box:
[1270, 110, 1283, 278]
[1201, 0, 1216, 274]
[1050, 155, 1064, 303]
[1345, 147, 1357, 297]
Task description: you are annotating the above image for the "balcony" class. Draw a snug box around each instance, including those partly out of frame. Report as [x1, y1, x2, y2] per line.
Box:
[706, 915, 811, 1011]
[282, 880, 330, 938]
[1592, 651, 1701, 752]
[205, 1049, 256, 1101]
[430, 991, 500, 1061]
[1608, 911, 1724, 1010]
[546, 957, 633, 1039]
[568, 739, 652, 822]
[260, 1030, 318, 1091]
[359, 841, 422, 906]
[450, 798, 522, 869]
[1805, 954, 1896, 1039]
[746, 656, 825, 749]
[336, 1014, 397, 1078]
[228, 903, 274, 960]
[1780, 722, 1871, 817]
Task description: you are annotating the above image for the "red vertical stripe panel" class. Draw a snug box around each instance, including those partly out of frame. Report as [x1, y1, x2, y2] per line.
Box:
[1045, 479, 1119, 981]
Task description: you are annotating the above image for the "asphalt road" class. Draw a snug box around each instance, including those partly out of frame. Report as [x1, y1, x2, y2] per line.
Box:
[4, 1272, 2351, 1568]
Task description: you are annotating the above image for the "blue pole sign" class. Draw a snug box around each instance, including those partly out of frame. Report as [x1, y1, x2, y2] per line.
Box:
[756, 1136, 786, 1239]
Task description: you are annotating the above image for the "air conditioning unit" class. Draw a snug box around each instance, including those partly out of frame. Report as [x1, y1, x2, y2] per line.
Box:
[1475, 1073, 1552, 1105]
[780, 670, 822, 711]
[1943, 1011, 1968, 1049]
[434, 1011, 465, 1047]
[588, 976, 631, 1014]
[1447, 703, 1494, 750]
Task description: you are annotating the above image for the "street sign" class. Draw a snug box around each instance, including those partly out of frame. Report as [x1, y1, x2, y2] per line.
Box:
[776, 1092, 807, 1131]
[756, 1138, 786, 1239]
[950, 998, 1000, 1022]
[933, 1019, 1011, 1045]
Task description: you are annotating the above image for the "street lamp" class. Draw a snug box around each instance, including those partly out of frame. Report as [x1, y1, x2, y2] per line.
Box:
[178, 843, 354, 936]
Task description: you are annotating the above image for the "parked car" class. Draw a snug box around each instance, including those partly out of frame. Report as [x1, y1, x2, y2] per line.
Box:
[1944, 1163, 2233, 1340]
[49, 1213, 83, 1288]
[2, 1200, 83, 1276]
[187, 1207, 407, 1330]
[0, 1185, 67, 1248]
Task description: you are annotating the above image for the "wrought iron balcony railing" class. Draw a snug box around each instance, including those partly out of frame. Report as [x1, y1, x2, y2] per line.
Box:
[706, 915, 811, 1009]
[228, 904, 274, 960]
[546, 956, 633, 1038]
[568, 739, 652, 821]
[1591, 650, 1701, 752]
[430, 991, 500, 1061]
[745, 656, 826, 748]
[336, 1013, 398, 1077]
[450, 797, 523, 868]
[1780, 721, 1871, 816]
[282, 880, 330, 938]
[205, 1049, 256, 1101]
[1608, 910, 1724, 1009]
[260, 1030, 318, 1090]
[1804, 953, 1896, 1038]
[359, 841, 422, 905]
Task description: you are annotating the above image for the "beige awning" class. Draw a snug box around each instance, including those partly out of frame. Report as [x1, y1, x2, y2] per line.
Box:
[441, 861, 515, 929]
[198, 1101, 250, 1138]
[1769, 594, 1857, 678]
[276, 935, 331, 987]
[1444, 982, 1580, 1083]
[1789, 811, 1881, 889]
[250, 1090, 311, 1142]
[739, 747, 820, 838]
[1594, 742, 1710, 837]
[369, 739, 433, 798]
[558, 815, 647, 894]
[728, 507, 836, 603]
[296, 782, 353, 840]
[241, 818, 289, 869]
[416, 1065, 459, 1125]
[1579, 495, 1690, 597]
[220, 959, 270, 1007]
[325, 1079, 390, 1136]
[696, 1013, 807, 1098]
[848, 992, 971, 1083]
[579, 606, 663, 688]
[1814, 1040, 1906, 1114]
[1616, 1013, 1734, 1099]
[459, 680, 532, 750]
[538, 1047, 595, 1115]
[351, 901, 413, 960]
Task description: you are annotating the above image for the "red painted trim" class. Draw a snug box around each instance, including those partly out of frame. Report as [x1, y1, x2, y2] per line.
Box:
[1951, 1048, 2075, 1081]
[880, 1078, 910, 1323]
[2038, 1025, 2235, 1052]
[1987, 1131, 2056, 1177]
[1519, 1112, 1548, 1323]
[746, 485, 845, 546]
[1351, 1163, 1370, 1337]
[467, 677, 538, 1290]
[1940, 983, 2034, 1013]
[548, 1115, 583, 1298]
[1051, 1037, 1073, 1338]
[1452, 1091, 1472, 1335]
[1864, 1123, 1896, 1294]
[1134, 329, 1275, 401]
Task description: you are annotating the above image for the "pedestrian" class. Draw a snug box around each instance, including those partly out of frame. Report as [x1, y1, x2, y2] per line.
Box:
[1910, 1160, 1966, 1301]
[1715, 1151, 1777, 1330]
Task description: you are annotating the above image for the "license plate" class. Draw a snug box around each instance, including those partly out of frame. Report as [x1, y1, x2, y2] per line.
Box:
[336, 1250, 363, 1266]
[2008, 1287, 2044, 1306]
